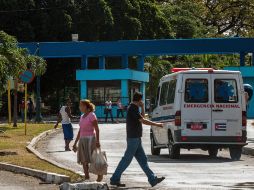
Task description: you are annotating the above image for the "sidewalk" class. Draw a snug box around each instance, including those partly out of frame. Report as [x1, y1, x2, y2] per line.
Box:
[244, 120, 254, 155]
[35, 121, 254, 190]
[0, 170, 58, 190]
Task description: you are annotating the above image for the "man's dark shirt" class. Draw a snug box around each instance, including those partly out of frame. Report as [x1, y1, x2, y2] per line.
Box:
[126, 103, 143, 138]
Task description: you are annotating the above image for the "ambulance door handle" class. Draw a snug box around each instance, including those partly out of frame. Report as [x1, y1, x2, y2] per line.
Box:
[212, 109, 223, 112]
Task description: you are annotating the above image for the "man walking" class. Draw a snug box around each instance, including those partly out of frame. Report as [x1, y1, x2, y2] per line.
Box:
[110, 92, 165, 187]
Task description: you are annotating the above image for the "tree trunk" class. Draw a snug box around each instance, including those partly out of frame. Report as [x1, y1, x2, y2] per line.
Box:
[13, 79, 18, 127]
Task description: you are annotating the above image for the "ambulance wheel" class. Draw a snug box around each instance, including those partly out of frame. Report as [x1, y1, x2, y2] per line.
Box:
[208, 147, 218, 158]
[150, 134, 161, 155]
[168, 134, 180, 159]
[229, 147, 242, 161]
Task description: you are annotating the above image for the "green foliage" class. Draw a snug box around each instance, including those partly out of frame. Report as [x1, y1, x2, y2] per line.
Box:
[161, 0, 254, 37]
[0, 31, 46, 95]
[160, 1, 209, 38]
[145, 56, 172, 98]
[139, 0, 172, 39]
[74, 0, 114, 41]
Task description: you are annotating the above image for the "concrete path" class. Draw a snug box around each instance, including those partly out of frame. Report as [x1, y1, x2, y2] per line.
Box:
[37, 121, 254, 190]
[0, 170, 58, 190]
[247, 120, 254, 147]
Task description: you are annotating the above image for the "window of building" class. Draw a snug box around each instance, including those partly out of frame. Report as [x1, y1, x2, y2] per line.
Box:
[87, 81, 121, 105]
[87, 57, 99, 69]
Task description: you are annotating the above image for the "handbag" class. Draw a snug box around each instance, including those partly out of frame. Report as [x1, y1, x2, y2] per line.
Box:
[89, 148, 108, 175]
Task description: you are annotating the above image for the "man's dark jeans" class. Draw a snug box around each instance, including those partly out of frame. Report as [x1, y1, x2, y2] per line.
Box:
[110, 138, 156, 185]
[105, 109, 114, 122]
[117, 109, 124, 118]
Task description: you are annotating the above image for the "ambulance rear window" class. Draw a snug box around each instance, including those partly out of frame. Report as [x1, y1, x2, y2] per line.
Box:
[214, 79, 238, 103]
[185, 79, 208, 103]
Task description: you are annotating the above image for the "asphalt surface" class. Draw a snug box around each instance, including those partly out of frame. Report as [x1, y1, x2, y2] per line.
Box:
[0, 170, 58, 190]
[37, 122, 254, 190]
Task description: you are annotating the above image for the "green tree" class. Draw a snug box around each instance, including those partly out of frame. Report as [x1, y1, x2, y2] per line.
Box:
[160, 0, 254, 37]
[0, 31, 46, 126]
[145, 56, 172, 99]
[160, 1, 207, 38]
[0, 31, 46, 94]
[139, 0, 172, 39]
[73, 0, 114, 41]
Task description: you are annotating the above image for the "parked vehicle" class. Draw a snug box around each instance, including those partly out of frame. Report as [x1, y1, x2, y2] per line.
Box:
[151, 68, 248, 160]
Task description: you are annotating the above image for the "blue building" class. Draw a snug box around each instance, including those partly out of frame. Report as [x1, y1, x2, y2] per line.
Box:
[224, 66, 254, 118]
[20, 38, 254, 118]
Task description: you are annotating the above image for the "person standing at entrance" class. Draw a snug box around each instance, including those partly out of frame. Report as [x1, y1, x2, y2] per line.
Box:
[110, 92, 165, 187]
[54, 98, 78, 151]
[105, 98, 114, 123]
[116, 98, 124, 119]
[27, 98, 34, 121]
[19, 99, 25, 122]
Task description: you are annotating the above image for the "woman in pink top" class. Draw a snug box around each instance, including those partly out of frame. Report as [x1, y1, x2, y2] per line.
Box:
[73, 99, 102, 182]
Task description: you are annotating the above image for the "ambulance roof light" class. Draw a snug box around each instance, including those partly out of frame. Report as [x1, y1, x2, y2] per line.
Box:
[171, 68, 214, 73]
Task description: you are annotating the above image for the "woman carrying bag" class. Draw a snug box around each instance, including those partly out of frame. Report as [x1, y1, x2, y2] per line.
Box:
[73, 99, 103, 182]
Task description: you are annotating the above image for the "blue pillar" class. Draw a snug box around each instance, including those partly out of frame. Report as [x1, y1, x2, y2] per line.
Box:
[81, 55, 88, 69]
[240, 52, 245, 66]
[99, 56, 105, 69]
[122, 55, 128, 69]
[121, 80, 129, 105]
[80, 80, 87, 99]
[140, 82, 146, 101]
[137, 55, 145, 71]
[252, 53, 254, 66]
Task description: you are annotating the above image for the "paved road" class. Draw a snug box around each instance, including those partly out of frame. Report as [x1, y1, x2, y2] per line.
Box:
[37, 122, 254, 190]
[0, 170, 58, 190]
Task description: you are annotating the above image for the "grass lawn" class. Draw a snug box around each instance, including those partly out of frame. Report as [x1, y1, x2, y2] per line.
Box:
[0, 123, 80, 182]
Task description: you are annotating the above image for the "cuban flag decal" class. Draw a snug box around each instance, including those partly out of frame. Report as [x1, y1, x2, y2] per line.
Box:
[215, 123, 227, 131]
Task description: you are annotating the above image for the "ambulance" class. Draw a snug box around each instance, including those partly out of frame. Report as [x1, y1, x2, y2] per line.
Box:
[150, 68, 248, 160]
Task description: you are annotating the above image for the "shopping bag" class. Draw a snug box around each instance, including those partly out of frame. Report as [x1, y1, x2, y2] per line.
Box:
[89, 148, 108, 175]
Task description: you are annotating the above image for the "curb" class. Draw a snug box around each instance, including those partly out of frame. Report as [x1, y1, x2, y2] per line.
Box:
[26, 128, 84, 177]
[0, 162, 69, 184]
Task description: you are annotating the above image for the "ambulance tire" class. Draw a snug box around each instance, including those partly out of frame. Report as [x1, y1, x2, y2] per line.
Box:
[229, 147, 242, 161]
[168, 133, 180, 159]
[150, 133, 161, 156]
[208, 147, 218, 158]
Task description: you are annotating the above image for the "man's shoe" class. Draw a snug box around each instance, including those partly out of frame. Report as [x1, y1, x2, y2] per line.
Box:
[110, 181, 126, 187]
[151, 177, 165, 187]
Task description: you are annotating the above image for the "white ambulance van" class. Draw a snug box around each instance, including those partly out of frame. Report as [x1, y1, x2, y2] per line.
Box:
[150, 68, 247, 160]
